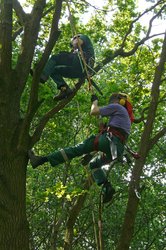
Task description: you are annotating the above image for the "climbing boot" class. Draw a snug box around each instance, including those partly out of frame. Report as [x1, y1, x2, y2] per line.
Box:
[53, 86, 73, 101]
[28, 150, 47, 169]
[102, 181, 115, 203]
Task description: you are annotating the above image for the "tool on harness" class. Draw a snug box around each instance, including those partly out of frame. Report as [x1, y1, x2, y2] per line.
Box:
[106, 132, 118, 160]
[93, 124, 128, 164]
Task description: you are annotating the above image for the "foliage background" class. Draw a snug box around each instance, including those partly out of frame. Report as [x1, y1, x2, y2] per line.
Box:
[25, 1, 165, 249]
[0, 0, 165, 249]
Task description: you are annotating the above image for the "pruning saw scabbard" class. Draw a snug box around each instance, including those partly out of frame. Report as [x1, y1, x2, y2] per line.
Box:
[90, 79, 103, 96]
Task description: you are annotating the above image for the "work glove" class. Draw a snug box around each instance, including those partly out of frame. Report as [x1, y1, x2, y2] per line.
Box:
[91, 94, 98, 102]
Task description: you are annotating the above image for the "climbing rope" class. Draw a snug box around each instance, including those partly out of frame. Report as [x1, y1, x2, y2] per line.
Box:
[66, 0, 93, 91]
[92, 210, 100, 250]
[98, 191, 104, 250]
[84, 162, 102, 249]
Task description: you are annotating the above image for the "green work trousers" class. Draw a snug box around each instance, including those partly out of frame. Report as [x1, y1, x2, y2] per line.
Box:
[47, 132, 124, 185]
[41, 52, 85, 89]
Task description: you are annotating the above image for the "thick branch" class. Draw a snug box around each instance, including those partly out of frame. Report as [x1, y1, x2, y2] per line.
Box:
[28, 0, 63, 118]
[94, 32, 164, 74]
[149, 127, 166, 150]
[133, 106, 149, 124]
[17, 0, 63, 150]
[15, 0, 46, 87]
[12, 26, 23, 41]
[30, 78, 85, 147]
[13, 0, 27, 25]
[35, 0, 63, 75]
[131, 32, 166, 179]
[0, 0, 12, 74]
[12, 3, 56, 41]
[134, 96, 166, 124]
[12, 0, 27, 41]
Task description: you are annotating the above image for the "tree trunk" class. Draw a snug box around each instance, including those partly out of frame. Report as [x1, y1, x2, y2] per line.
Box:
[117, 32, 166, 250]
[0, 151, 30, 250]
[116, 161, 143, 250]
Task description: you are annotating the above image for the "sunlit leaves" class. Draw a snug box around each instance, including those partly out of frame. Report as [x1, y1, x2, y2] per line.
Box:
[44, 181, 87, 201]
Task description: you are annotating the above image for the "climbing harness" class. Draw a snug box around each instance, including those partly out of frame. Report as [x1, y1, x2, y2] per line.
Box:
[94, 125, 127, 151]
[93, 121, 140, 164]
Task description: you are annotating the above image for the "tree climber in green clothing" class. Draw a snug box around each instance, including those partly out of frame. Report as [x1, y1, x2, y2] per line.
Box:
[36, 34, 95, 100]
[29, 93, 134, 203]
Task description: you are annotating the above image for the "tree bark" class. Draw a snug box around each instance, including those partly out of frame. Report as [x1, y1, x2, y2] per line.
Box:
[0, 152, 29, 250]
[0, 0, 63, 249]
